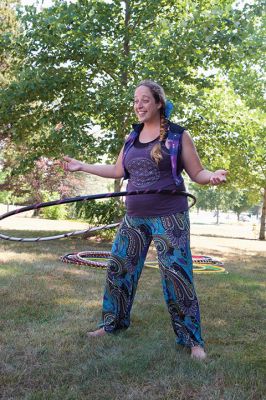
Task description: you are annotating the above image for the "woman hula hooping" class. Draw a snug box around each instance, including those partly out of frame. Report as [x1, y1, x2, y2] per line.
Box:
[62, 80, 227, 360]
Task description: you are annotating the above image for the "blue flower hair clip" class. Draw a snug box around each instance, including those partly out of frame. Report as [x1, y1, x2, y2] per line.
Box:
[164, 100, 174, 119]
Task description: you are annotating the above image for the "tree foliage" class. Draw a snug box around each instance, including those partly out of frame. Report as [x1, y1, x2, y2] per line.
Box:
[0, 0, 21, 142]
[0, 0, 20, 86]
[0, 149, 82, 205]
[1, 0, 263, 158]
[190, 183, 260, 221]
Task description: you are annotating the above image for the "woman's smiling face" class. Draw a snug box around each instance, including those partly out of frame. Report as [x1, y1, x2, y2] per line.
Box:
[134, 85, 162, 123]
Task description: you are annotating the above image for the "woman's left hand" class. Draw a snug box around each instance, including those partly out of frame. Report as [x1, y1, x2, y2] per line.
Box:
[209, 170, 228, 185]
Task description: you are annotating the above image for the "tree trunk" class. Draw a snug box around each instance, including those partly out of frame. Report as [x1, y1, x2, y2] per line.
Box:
[122, 0, 130, 87]
[114, 177, 123, 203]
[33, 208, 41, 217]
[259, 187, 266, 240]
[113, 178, 124, 222]
[114, 178, 123, 193]
[216, 207, 219, 225]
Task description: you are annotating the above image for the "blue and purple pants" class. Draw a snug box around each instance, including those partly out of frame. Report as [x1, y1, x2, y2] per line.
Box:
[99, 211, 204, 348]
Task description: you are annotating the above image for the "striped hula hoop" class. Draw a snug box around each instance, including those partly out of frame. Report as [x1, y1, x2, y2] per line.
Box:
[60, 251, 226, 273]
[0, 189, 196, 242]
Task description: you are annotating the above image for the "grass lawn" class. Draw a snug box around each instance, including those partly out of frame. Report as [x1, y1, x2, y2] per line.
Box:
[0, 226, 265, 400]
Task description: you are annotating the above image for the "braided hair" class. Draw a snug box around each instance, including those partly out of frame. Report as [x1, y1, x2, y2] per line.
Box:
[136, 80, 168, 164]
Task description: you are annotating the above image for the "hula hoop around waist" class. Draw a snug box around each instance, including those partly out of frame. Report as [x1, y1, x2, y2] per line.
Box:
[0, 189, 196, 242]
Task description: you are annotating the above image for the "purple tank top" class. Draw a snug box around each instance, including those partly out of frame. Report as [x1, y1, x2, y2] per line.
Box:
[124, 136, 188, 217]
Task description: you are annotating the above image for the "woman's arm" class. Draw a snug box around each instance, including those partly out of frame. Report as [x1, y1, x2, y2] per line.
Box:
[63, 145, 125, 179]
[181, 131, 227, 185]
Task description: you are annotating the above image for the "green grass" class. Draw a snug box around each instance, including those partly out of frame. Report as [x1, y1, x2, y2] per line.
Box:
[0, 230, 265, 400]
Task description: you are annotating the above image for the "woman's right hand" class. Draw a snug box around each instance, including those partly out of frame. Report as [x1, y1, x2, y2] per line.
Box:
[63, 156, 83, 172]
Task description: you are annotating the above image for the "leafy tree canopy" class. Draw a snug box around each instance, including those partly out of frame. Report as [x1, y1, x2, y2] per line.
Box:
[0, 0, 264, 163]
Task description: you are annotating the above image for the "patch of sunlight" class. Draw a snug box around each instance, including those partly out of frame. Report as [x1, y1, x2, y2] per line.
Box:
[55, 297, 81, 306]
[58, 267, 95, 278]
[83, 299, 102, 308]
[33, 264, 58, 272]
[0, 266, 21, 276]
[0, 270, 10, 278]
[34, 254, 60, 261]
[55, 298, 101, 308]
[231, 279, 266, 289]
[215, 319, 227, 327]
[1, 252, 39, 263]
[250, 281, 266, 288]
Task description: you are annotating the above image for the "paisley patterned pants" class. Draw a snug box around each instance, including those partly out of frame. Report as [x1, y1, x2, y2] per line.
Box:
[99, 211, 204, 348]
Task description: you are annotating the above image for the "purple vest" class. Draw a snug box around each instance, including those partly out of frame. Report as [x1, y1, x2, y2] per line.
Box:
[123, 127, 188, 217]
[123, 120, 185, 186]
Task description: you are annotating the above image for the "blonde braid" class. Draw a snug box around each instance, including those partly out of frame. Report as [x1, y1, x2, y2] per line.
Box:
[150, 113, 167, 164]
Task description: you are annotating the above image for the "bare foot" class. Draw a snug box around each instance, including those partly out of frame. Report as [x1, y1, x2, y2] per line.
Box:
[191, 346, 207, 360]
[87, 328, 106, 338]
